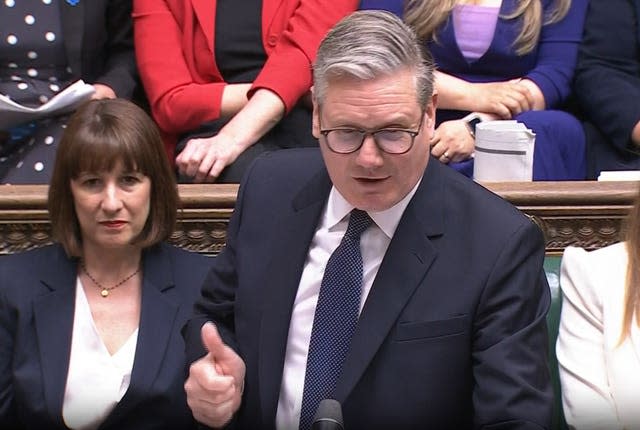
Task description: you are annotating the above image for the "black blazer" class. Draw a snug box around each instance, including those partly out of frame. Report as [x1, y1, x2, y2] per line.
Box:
[0, 243, 212, 430]
[573, 0, 640, 177]
[184, 148, 554, 429]
[60, 0, 138, 99]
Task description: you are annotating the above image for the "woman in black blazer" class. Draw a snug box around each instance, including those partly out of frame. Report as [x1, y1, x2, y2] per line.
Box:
[0, 99, 210, 430]
[0, 0, 139, 184]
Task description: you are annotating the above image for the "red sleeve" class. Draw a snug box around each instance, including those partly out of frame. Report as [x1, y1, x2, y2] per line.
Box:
[250, 0, 359, 111]
[133, 0, 227, 134]
[134, 0, 358, 134]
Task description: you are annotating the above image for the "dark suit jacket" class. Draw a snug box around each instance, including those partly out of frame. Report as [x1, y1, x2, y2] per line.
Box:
[184, 148, 554, 429]
[573, 0, 640, 177]
[60, 0, 138, 99]
[0, 243, 212, 430]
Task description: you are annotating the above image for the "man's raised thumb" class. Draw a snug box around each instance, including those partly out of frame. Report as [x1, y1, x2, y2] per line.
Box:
[201, 321, 224, 357]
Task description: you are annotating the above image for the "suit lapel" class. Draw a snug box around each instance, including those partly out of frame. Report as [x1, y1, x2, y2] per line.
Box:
[602, 243, 640, 426]
[635, 0, 640, 43]
[192, 0, 215, 54]
[334, 159, 446, 402]
[258, 171, 331, 426]
[256, 159, 447, 420]
[261, 0, 285, 40]
[33, 247, 78, 425]
[102, 246, 178, 424]
[59, 0, 84, 77]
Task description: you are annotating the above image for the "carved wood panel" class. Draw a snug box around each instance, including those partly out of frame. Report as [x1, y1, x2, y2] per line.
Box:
[0, 182, 637, 256]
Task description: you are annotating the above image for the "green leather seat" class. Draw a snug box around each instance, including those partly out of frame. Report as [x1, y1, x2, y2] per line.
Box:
[544, 256, 566, 430]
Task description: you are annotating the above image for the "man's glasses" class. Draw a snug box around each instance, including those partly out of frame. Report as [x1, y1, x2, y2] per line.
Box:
[319, 113, 424, 155]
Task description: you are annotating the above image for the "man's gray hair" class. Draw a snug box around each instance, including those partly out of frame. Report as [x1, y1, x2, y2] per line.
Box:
[313, 10, 435, 107]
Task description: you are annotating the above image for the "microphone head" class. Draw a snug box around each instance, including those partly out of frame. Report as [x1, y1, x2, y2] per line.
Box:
[312, 399, 344, 430]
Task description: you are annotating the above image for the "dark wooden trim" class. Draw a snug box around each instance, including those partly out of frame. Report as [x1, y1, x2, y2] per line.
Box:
[0, 184, 238, 256]
[0, 181, 637, 256]
[482, 181, 637, 255]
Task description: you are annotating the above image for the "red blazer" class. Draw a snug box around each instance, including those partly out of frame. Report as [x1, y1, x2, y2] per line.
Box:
[133, 0, 357, 156]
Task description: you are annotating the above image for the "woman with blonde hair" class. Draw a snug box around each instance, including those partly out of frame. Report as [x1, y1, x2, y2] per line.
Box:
[359, 0, 588, 180]
[557, 185, 640, 429]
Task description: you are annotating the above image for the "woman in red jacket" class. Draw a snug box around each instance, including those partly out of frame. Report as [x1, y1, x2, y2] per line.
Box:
[134, 0, 357, 183]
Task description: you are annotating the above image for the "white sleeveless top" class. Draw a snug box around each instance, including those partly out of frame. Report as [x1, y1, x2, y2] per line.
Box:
[62, 278, 138, 430]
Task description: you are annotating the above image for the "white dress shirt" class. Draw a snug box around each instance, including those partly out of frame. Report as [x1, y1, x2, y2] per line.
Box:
[62, 279, 138, 430]
[275, 180, 421, 430]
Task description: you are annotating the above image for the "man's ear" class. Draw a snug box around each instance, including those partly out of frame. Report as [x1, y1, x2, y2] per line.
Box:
[425, 93, 438, 130]
[311, 86, 320, 139]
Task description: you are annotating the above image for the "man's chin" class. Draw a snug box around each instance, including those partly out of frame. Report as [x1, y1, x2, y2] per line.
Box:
[349, 189, 396, 212]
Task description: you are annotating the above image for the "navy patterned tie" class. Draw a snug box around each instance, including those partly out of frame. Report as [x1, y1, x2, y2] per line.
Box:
[299, 209, 373, 430]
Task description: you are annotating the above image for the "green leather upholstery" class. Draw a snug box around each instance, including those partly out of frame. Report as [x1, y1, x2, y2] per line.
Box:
[544, 256, 566, 430]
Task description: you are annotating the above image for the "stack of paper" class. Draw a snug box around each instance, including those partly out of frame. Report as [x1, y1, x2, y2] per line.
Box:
[473, 120, 536, 182]
[0, 80, 95, 129]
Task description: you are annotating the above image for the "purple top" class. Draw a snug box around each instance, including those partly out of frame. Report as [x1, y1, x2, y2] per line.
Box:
[453, 5, 500, 60]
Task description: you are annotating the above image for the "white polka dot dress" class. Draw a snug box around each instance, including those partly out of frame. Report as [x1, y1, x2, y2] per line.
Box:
[0, 0, 73, 183]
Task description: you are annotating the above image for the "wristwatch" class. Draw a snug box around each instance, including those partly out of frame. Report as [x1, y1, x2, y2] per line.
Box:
[462, 113, 483, 138]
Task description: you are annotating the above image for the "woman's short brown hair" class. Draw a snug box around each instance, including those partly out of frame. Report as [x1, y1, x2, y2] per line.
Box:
[48, 98, 178, 256]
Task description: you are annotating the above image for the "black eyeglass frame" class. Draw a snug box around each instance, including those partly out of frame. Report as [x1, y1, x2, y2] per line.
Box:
[318, 111, 425, 155]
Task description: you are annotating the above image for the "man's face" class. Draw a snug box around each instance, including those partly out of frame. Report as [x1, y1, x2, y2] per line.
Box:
[312, 68, 436, 211]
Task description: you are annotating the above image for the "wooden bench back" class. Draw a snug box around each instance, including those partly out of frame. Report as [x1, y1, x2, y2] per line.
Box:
[1, 181, 636, 256]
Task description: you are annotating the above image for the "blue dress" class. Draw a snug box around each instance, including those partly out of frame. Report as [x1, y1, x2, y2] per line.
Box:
[359, 0, 589, 180]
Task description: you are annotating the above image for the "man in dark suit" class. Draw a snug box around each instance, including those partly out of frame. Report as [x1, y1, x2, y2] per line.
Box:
[183, 10, 553, 430]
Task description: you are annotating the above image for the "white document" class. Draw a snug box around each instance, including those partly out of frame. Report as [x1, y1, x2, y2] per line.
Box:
[597, 170, 640, 181]
[473, 120, 536, 182]
[0, 80, 95, 129]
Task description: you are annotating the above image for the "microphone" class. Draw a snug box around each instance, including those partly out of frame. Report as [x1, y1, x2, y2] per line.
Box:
[312, 399, 344, 430]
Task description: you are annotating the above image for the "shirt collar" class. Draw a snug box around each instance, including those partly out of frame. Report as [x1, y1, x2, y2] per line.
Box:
[324, 177, 423, 239]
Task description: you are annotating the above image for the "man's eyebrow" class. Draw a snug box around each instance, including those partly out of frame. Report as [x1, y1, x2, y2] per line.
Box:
[325, 115, 416, 130]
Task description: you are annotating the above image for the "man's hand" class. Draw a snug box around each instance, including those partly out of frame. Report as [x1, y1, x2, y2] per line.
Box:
[185, 322, 246, 428]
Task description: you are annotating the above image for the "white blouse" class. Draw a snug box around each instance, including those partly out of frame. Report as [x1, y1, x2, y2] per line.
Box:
[62, 278, 138, 430]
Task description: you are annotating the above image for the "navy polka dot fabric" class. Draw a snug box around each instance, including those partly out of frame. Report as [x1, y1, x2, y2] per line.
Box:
[0, 0, 73, 183]
[299, 209, 372, 430]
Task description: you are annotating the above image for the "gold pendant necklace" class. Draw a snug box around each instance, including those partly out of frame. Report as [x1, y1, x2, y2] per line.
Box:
[81, 261, 141, 298]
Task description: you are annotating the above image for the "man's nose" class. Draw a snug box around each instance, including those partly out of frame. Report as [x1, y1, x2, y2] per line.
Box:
[355, 134, 384, 167]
